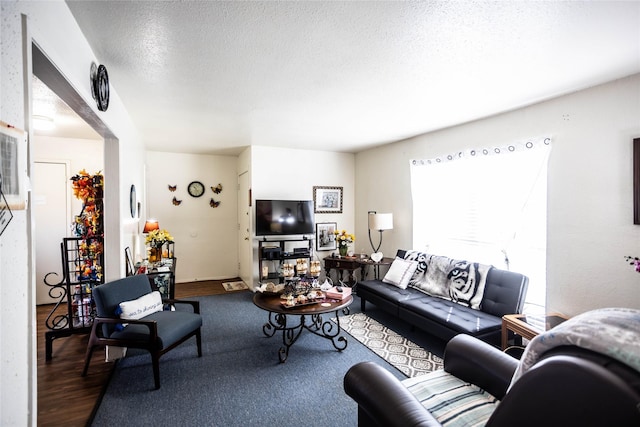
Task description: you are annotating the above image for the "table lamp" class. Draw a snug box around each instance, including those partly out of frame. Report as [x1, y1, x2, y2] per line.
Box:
[368, 212, 393, 262]
[143, 219, 159, 233]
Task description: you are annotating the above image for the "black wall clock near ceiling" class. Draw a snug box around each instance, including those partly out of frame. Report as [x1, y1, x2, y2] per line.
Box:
[187, 181, 205, 198]
[129, 184, 136, 218]
[90, 62, 110, 111]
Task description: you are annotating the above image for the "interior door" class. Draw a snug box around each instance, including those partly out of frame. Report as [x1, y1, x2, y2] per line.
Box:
[237, 171, 253, 288]
[34, 161, 70, 305]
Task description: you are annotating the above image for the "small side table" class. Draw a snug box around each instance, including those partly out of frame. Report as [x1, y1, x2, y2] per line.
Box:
[323, 255, 365, 286]
[357, 257, 395, 280]
[501, 313, 569, 350]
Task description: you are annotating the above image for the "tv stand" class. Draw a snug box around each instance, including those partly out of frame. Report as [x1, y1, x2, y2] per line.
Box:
[258, 237, 314, 283]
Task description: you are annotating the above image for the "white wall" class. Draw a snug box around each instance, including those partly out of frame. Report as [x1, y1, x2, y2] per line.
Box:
[355, 73, 640, 317]
[145, 151, 238, 282]
[1, 2, 145, 424]
[33, 136, 104, 230]
[249, 146, 355, 286]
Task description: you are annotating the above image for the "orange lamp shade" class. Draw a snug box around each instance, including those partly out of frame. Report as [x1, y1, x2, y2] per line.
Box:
[143, 220, 159, 233]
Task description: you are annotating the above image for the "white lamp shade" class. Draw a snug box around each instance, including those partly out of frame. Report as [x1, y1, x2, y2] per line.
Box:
[368, 213, 393, 231]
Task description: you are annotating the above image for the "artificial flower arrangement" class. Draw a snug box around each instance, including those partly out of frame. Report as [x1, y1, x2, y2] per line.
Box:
[334, 229, 355, 255]
[146, 229, 174, 248]
[71, 169, 104, 282]
[70, 169, 103, 201]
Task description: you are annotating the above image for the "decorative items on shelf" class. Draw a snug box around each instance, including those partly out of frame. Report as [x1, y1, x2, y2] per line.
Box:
[146, 228, 174, 263]
[43, 167, 105, 359]
[70, 169, 104, 281]
[296, 258, 308, 275]
[282, 263, 295, 278]
[309, 260, 322, 276]
[72, 284, 93, 327]
[334, 229, 355, 257]
[283, 276, 318, 298]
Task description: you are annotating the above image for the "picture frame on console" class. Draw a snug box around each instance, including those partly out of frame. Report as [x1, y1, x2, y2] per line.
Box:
[313, 186, 343, 213]
[316, 222, 337, 251]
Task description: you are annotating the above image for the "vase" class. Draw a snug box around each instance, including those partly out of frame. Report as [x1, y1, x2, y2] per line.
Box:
[339, 245, 348, 257]
[149, 246, 162, 263]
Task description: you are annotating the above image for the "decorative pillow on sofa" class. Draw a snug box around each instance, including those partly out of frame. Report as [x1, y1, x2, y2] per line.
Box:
[114, 291, 164, 330]
[403, 250, 491, 309]
[383, 257, 418, 289]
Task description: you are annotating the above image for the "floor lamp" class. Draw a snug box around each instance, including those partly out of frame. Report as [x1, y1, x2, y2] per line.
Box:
[368, 212, 393, 262]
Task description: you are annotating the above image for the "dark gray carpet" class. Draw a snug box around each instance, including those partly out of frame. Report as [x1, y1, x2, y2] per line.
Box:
[90, 291, 446, 426]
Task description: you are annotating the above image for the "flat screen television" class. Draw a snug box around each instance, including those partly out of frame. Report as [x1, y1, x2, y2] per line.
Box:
[255, 199, 315, 236]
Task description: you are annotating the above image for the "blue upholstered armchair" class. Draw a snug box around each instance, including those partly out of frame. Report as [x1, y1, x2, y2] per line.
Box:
[81, 274, 202, 389]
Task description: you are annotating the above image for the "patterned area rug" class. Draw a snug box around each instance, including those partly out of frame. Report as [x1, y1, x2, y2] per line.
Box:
[335, 312, 443, 377]
[222, 280, 248, 291]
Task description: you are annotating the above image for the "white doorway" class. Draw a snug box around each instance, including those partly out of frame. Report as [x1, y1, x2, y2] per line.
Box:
[34, 161, 70, 305]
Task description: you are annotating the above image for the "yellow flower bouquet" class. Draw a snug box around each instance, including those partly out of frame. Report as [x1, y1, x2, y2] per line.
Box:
[145, 229, 174, 248]
[334, 229, 355, 256]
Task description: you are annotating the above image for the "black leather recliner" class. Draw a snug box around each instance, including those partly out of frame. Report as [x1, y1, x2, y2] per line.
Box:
[344, 333, 640, 427]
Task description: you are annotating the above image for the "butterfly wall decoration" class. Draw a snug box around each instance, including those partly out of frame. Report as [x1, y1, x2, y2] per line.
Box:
[211, 183, 223, 194]
[168, 185, 177, 192]
[210, 198, 221, 208]
[172, 196, 182, 206]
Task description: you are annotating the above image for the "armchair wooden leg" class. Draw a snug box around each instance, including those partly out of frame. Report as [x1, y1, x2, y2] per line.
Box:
[152, 353, 161, 389]
[82, 344, 96, 377]
[196, 329, 203, 357]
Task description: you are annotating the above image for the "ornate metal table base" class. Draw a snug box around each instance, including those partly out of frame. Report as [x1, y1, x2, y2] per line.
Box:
[261, 307, 350, 363]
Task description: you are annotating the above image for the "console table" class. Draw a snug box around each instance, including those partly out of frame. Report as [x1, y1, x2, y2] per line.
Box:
[323, 255, 365, 286]
[323, 255, 395, 285]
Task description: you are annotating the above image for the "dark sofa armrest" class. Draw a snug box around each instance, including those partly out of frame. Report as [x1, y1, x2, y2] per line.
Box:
[344, 361, 442, 427]
[444, 334, 518, 399]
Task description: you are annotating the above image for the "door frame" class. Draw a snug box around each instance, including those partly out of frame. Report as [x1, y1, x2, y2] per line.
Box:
[32, 43, 121, 282]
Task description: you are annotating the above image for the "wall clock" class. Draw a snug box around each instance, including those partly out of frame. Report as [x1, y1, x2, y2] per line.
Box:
[187, 181, 205, 198]
[129, 184, 136, 218]
[90, 62, 110, 111]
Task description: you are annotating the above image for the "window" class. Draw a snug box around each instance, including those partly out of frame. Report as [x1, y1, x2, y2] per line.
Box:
[410, 138, 551, 310]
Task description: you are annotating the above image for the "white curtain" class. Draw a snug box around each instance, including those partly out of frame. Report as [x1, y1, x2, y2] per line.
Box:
[410, 138, 551, 307]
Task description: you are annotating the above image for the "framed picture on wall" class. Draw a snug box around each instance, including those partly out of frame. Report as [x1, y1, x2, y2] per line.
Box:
[634, 138, 640, 225]
[313, 186, 343, 213]
[0, 121, 27, 210]
[316, 222, 337, 251]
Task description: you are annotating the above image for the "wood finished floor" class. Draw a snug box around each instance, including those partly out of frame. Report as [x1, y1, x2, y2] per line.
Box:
[37, 278, 243, 427]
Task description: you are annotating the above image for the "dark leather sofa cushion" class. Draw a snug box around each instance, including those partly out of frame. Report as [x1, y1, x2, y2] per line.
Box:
[356, 279, 424, 316]
[358, 279, 423, 303]
[481, 268, 528, 317]
[399, 295, 503, 336]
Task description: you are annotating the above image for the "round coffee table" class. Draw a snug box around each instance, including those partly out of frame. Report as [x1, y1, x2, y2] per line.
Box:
[252, 292, 353, 362]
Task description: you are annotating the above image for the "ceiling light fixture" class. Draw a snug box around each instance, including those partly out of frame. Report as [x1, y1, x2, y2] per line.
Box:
[33, 114, 55, 131]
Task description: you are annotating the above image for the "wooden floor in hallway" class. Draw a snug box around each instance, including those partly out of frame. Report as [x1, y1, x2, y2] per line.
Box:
[37, 278, 243, 426]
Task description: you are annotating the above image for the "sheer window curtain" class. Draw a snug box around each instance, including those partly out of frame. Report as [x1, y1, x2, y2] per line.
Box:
[410, 138, 551, 309]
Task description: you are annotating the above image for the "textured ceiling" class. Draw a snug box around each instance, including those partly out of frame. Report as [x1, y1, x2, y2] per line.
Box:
[61, 1, 640, 154]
